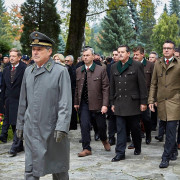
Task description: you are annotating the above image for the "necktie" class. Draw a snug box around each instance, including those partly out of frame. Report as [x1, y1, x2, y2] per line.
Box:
[87, 67, 89, 71]
[12, 66, 15, 71]
[166, 59, 169, 65]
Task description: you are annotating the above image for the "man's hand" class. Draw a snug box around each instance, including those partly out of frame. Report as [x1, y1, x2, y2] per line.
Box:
[16, 129, 23, 139]
[74, 105, 79, 111]
[54, 130, 67, 143]
[101, 106, 108, 114]
[140, 104, 147, 111]
[111, 105, 115, 113]
[149, 104, 155, 112]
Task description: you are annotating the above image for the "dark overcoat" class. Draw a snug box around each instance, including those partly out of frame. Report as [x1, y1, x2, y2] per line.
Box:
[110, 58, 148, 116]
[74, 62, 109, 111]
[1, 61, 26, 125]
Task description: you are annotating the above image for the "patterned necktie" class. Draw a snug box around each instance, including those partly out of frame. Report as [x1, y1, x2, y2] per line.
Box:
[166, 59, 169, 65]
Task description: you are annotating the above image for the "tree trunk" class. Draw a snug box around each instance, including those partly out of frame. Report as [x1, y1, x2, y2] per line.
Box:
[64, 0, 88, 61]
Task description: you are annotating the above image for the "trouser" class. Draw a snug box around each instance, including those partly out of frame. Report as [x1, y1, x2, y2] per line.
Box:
[80, 101, 107, 151]
[108, 114, 116, 138]
[151, 106, 158, 129]
[158, 120, 166, 137]
[162, 120, 178, 161]
[141, 107, 151, 138]
[25, 171, 69, 180]
[177, 121, 180, 144]
[115, 115, 141, 155]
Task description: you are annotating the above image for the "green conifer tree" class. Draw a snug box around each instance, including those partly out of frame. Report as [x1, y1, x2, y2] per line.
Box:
[169, 0, 180, 17]
[163, 4, 168, 14]
[97, 7, 135, 53]
[57, 35, 65, 54]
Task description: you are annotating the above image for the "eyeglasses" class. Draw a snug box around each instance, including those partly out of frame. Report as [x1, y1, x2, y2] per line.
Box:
[163, 47, 174, 50]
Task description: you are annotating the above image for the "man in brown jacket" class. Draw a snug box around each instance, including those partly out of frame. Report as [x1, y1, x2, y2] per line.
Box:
[74, 47, 110, 157]
[149, 40, 180, 168]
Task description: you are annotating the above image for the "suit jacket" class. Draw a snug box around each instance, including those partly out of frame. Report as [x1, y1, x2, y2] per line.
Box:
[110, 58, 148, 116]
[148, 56, 180, 121]
[1, 61, 26, 125]
[74, 62, 109, 111]
[142, 59, 154, 92]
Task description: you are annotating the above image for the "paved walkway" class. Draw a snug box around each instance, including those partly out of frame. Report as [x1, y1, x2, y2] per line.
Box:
[0, 126, 180, 180]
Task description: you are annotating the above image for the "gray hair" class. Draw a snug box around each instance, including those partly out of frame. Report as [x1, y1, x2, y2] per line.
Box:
[66, 55, 74, 62]
[83, 47, 94, 55]
[149, 51, 158, 59]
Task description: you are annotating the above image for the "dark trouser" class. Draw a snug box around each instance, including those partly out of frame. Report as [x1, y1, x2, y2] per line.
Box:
[116, 115, 141, 155]
[108, 115, 116, 138]
[158, 120, 166, 137]
[177, 121, 180, 144]
[80, 101, 107, 151]
[151, 106, 158, 130]
[25, 171, 69, 180]
[162, 120, 178, 161]
[141, 107, 151, 137]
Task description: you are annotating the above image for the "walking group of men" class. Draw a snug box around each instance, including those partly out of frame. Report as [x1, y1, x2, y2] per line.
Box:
[0, 30, 180, 180]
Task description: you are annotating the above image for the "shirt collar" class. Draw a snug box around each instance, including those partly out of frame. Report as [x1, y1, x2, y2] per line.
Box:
[165, 56, 173, 61]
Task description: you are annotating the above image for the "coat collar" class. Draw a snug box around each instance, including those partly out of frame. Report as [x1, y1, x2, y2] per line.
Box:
[81, 62, 96, 72]
[142, 58, 147, 66]
[159, 56, 177, 70]
[117, 58, 133, 74]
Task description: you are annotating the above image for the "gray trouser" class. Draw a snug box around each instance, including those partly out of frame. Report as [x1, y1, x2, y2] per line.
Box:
[25, 171, 69, 180]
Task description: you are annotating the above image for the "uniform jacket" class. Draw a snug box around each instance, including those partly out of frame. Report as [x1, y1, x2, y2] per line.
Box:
[16, 58, 72, 177]
[1, 61, 26, 125]
[74, 62, 109, 111]
[148, 56, 180, 121]
[142, 59, 154, 92]
[110, 58, 148, 116]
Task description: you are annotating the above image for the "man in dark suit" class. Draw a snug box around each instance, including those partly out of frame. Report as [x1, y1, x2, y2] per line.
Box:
[110, 45, 148, 162]
[74, 47, 110, 157]
[133, 46, 154, 144]
[0, 48, 26, 156]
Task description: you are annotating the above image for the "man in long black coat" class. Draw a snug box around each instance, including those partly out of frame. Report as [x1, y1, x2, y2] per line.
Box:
[0, 48, 26, 156]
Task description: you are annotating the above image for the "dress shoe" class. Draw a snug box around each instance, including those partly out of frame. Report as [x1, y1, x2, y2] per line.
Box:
[178, 144, 180, 150]
[145, 136, 151, 144]
[102, 140, 111, 151]
[17, 147, 24, 153]
[155, 136, 163, 142]
[9, 149, 17, 157]
[78, 149, 92, 157]
[128, 143, 134, 149]
[159, 160, 169, 168]
[111, 154, 125, 162]
[94, 133, 100, 141]
[170, 152, 177, 161]
[0, 135, 7, 143]
[134, 150, 141, 155]
[109, 137, 116, 146]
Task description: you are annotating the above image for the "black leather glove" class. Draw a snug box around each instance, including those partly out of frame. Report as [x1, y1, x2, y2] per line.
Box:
[54, 130, 67, 143]
[16, 129, 23, 139]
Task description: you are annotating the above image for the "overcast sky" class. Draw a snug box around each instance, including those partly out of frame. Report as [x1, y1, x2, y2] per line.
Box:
[4, 0, 170, 20]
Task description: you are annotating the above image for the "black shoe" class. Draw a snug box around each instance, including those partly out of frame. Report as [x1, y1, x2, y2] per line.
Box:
[0, 135, 7, 143]
[127, 136, 131, 142]
[9, 149, 17, 157]
[128, 143, 134, 149]
[170, 152, 178, 161]
[79, 139, 82, 143]
[159, 160, 169, 168]
[109, 137, 116, 146]
[155, 136, 163, 142]
[17, 147, 24, 153]
[134, 150, 141, 155]
[146, 136, 151, 144]
[111, 154, 125, 162]
[94, 133, 100, 141]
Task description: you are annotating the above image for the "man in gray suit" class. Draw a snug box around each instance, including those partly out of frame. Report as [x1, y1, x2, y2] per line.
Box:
[16, 31, 72, 180]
